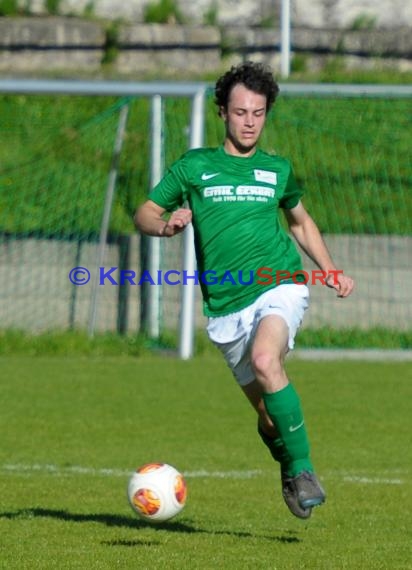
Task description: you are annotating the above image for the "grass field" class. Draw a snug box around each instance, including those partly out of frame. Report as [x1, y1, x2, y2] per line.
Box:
[0, 354, 411, 569]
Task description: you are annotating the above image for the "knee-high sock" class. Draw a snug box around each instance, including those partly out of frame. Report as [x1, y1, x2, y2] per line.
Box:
[263, 383, 313, 477]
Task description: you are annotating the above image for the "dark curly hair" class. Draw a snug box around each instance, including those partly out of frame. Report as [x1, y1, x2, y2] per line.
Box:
[214, 61, 279, 115]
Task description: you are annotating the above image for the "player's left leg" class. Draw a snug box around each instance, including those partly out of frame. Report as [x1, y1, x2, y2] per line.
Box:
[251, 314, 312, 474]
[241, 379, 312, 519]
[206, 285, 325, 516]
[250, 313, 325, 510]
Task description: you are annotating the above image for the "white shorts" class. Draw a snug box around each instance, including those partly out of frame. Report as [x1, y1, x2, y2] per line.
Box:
[206, 284, 309, 386]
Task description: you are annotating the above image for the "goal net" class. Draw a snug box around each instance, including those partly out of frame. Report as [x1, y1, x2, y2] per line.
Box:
[0, 81, 411, 353]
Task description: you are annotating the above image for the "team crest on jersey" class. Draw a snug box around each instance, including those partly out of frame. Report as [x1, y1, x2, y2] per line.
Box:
[254, 169, 277, 185]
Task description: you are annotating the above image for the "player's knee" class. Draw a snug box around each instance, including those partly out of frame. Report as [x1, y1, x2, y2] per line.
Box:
[251, 350, 281, 381]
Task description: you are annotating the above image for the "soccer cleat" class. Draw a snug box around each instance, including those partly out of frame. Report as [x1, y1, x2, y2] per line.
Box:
[281, 471, 313, 519]
[283, 470, 326, 511]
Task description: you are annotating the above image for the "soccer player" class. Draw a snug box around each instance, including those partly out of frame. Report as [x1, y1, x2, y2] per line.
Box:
[135, 61, 354, 519]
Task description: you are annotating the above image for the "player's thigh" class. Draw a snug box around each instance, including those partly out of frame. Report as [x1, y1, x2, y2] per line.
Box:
[251, 314, 289, 367]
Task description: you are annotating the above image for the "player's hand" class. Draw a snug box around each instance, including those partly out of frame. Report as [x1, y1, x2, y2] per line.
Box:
[161, 208, 192, 236]
[325, 272, 354, 298]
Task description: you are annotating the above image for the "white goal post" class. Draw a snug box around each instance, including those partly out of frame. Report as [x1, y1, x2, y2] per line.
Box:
[0, 78, 207, 359]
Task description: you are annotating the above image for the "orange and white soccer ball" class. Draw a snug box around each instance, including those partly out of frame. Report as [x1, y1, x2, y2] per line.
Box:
[127, 462, 187, 523]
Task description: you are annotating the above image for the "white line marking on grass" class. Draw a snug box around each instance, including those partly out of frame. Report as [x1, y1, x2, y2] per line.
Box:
[1, 463, 262, 480]
[184, 469, 262, 479]
[343, 476, 404, 485]
[2, 463, 131, 477]
[292, 349, 412, 361]
[1, 464, 407, 485]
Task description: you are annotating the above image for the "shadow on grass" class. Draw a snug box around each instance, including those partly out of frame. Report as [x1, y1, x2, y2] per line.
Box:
[0, 507, 301, 543]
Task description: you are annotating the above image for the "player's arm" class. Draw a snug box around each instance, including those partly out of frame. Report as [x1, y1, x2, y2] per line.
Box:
[284, 200, 354, 297]
[134, 199, 192, 238]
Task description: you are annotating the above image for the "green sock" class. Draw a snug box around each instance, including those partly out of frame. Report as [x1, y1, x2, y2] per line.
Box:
[263, 383, 313, 477]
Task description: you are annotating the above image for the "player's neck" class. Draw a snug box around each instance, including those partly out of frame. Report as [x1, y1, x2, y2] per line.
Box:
[223, 139, 258, 158]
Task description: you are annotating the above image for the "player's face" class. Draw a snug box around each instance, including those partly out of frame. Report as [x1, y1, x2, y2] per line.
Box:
[221, 83, 267, 157]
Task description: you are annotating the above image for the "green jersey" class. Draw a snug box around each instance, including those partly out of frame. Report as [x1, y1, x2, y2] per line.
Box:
[149, 145, 304, 317]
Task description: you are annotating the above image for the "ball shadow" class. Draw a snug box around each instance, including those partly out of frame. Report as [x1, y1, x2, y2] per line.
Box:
[0, 507, 301, 543]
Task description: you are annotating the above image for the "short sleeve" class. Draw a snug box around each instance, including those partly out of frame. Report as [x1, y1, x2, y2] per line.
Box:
[148, 153, 190, 211]
[279, 163, 304, 210]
